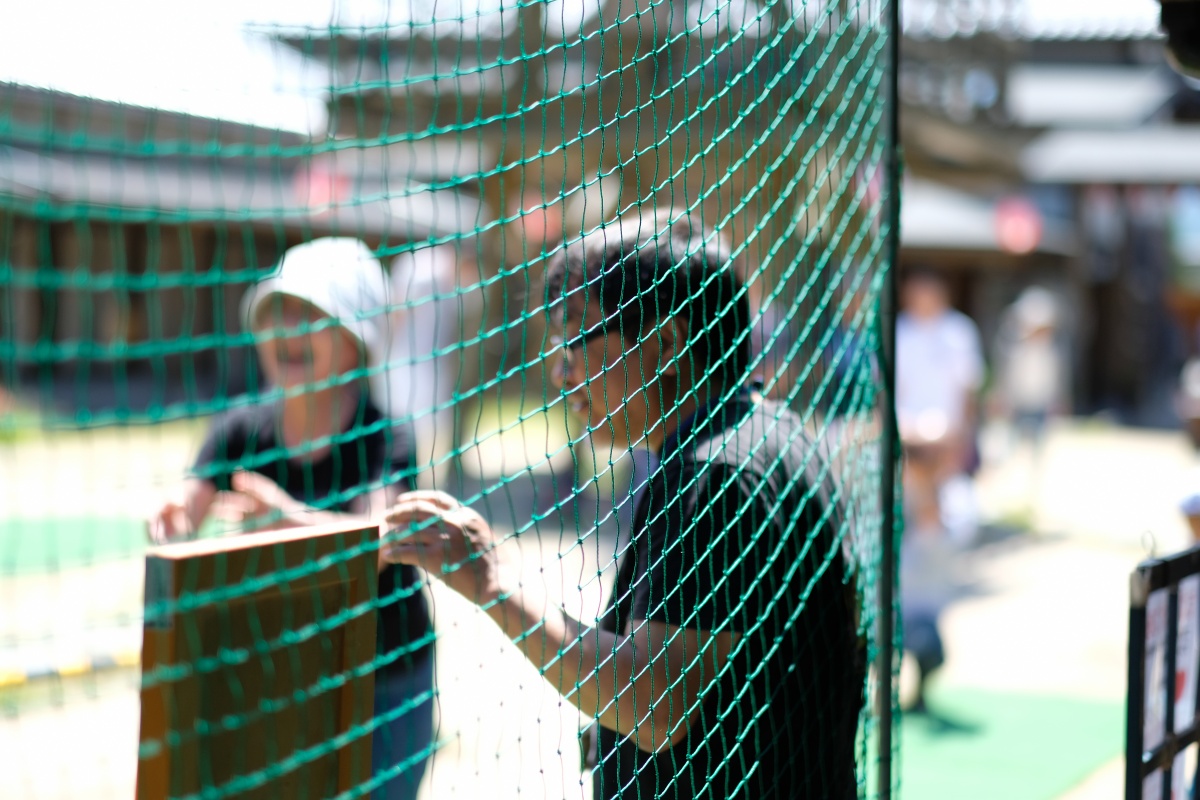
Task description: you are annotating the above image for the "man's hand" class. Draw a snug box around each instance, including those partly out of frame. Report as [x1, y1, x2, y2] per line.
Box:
[383, 491, 736, 752]
[383, 491, 510, 604]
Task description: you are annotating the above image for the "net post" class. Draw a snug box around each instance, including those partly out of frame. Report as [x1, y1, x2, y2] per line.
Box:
[1128, 568, 1150, 799]
[1163, 585, 1179, 800]
[876, 0, 903, 797]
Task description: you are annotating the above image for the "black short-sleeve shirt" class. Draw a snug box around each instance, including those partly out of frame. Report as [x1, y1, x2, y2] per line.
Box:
[191, 396, 432, 675]
[595, 392, 864, 800]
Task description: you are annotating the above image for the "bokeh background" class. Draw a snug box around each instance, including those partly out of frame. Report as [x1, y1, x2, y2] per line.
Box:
[4, 0, 1200, 798]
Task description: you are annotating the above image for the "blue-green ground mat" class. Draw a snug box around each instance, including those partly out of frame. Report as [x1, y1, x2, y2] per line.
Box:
[2, 517, 147, 575]
[1, 515, 244, 575]
[900, 686, 1123, 800]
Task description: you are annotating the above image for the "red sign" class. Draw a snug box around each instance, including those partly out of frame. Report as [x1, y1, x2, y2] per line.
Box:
[293, 161, 350, 214]
[995, 197, 1043, 255]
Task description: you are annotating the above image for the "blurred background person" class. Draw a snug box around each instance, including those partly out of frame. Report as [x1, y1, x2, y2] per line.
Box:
[992, 286, 1067, 515]
[750, 261, 884, 583]
[895, 267, 985, 713]
[995, 287, 1065, 450]
[896, 268, 985, 542]
[148, 238, 434, 800]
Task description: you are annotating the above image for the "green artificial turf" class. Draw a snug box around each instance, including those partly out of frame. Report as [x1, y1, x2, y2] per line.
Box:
[1, 517, 148, 575]
[898, 686, 1124, 800]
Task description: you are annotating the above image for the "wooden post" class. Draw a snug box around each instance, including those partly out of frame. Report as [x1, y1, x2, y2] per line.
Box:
[137, 522, 380, 800]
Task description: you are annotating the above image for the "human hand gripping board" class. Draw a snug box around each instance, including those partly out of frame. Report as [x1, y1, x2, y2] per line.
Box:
[136, 521, 380, 800]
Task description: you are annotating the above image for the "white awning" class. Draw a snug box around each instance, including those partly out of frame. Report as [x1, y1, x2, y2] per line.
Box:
[901, 179, 1076, 255]
[1006, 66, 1174, 127]
[1022, 127, 1200, 183]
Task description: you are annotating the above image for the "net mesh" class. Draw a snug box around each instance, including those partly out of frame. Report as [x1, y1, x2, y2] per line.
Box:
[0, 1, 900, 798]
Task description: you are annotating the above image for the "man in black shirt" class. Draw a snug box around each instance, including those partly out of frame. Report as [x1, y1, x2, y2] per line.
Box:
[385, 215, 863, 798]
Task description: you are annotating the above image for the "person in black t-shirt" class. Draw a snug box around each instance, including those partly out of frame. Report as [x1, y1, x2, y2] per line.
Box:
[384, 215, 864, 799]
[147, 238, 434, 800]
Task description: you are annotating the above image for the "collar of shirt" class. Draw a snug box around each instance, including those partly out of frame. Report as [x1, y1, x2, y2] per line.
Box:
[660, 383, 759, 460]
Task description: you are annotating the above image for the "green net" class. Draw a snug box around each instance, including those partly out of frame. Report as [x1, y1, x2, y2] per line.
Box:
[0, 1, 900, 798]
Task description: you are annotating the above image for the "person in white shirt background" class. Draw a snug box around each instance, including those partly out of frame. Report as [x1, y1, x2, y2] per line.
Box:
[896, 268, 985, 541]
[895, 268, 985, 713]
[993, 286, 1066, 516]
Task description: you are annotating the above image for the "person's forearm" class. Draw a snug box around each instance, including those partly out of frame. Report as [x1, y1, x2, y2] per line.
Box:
[482, 572, 661, 741]
[483, 574, 601, 705]
[381, 490, 710, 751]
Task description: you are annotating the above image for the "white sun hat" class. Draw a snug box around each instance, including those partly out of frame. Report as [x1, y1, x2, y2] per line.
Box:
[1013, 286, 1058, 334]
[242, 237, 393, 368]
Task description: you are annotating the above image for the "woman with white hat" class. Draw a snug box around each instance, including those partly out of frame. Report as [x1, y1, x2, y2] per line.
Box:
[148, 237, 434, 800]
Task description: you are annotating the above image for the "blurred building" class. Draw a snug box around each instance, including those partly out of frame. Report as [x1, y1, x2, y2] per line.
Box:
[0, 82, 479, 413]
[269, 4, 894, 383]
[0, 11, 894, 418]
[269, 0, 1200, 425]
[8, 2, 1199, 426]
[899, 0, 1200, 425]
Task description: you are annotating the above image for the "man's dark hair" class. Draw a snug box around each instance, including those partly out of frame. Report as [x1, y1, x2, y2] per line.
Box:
[544, 213, 751, 387]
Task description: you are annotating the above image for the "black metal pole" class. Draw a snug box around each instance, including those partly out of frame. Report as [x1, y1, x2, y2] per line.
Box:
[876, 0, 903, 797]
[1127, 570, 1148, 800]
[1164, 587, 1179, 800]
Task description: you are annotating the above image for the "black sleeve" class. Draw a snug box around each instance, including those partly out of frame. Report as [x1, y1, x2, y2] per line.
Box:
[631, 464, 776, 634]
[189, 408, 255, 492]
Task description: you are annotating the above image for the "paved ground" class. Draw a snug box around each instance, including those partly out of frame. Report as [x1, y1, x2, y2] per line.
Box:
[2, 415, 1191, 798]
[906, 419, 1196, 799]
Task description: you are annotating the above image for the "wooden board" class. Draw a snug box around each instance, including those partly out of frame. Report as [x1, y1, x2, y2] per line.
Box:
[136, 522, 380, 800]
